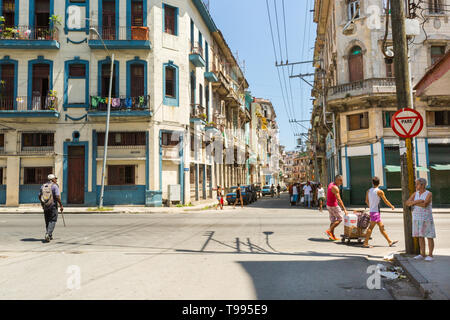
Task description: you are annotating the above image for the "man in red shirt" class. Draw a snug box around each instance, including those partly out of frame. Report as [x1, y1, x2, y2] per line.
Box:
[326, 175, 348, 241]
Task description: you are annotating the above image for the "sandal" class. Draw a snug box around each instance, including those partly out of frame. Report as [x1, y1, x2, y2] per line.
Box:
[389, 240, 399, 247]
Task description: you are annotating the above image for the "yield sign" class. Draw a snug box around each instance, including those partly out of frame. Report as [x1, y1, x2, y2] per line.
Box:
[391, 108, 424, 139]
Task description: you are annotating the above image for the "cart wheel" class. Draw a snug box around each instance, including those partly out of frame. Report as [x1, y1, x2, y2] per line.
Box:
[347, 239, 351, 244]
[341, 237, 345, 243]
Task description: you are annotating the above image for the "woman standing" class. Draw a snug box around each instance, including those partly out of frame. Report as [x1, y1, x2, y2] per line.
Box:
[233, 184, 244, 209]
[215, 186, 224, 210]
[317, 183, 326, 212]
[406, 178, 436, 262]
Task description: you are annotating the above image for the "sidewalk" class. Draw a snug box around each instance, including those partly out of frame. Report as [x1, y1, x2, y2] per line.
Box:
[394, 253, 450, 300]
[0, 199, 220, 214]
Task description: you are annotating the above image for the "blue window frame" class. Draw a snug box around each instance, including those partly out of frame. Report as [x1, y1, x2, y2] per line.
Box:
[64, 57, 89, 110]
[0, 0, 19, 27]
[190, 19, 194, 49]
[205, 41, 209, 72]
[64, 0, 90, 34]
[29, 0, 54, 28]
[0, 56, 18, 109]
[163, 61, 179, 107]
[97, 57, 119, 97]
[162, 3, 178, 36]
[198, 31, 203, 55]
[126, 57, 147, 97]
[28, 56, 53, 110]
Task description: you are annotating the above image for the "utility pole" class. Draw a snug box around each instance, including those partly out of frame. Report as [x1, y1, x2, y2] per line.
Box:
[390, 0, 419, 254]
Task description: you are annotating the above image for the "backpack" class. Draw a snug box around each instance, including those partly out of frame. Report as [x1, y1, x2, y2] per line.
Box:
[40, 183, 54, 209]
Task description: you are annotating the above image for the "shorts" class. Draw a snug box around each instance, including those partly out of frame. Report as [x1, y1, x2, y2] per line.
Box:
[327, 206, 343, 223]
[318, 197, 326, 202]
[370, 212, 381, 223]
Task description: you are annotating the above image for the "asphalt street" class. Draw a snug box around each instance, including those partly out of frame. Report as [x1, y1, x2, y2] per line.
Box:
[1, 193, 449, 300]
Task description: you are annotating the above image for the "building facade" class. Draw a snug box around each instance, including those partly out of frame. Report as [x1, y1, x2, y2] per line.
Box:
[0, 0, 275, 207]
[311, 0, 450, 206]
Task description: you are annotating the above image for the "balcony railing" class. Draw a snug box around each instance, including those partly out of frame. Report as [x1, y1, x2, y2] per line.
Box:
[191, 42, 204, 57]
[190, 104, 206, 120]
[89, 95, 151, 113]
[328, 78, 396, 99]
[0, 25, 59, 41]
[0, 95, 59, 111]
[190, 42, 206, 68]
[88, 26, 151, 49]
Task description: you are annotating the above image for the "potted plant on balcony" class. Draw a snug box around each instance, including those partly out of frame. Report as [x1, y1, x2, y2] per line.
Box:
[48, 15, 62, 39]
[47, 90, 57, 110]
[200, 113, 207, 121]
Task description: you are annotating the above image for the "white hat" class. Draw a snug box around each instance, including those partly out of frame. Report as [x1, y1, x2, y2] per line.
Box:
[48, 174, 57, 180]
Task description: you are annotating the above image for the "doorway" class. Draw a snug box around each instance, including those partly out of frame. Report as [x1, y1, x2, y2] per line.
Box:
[349, 156, 372, 205]
[67, 146, 85, 204]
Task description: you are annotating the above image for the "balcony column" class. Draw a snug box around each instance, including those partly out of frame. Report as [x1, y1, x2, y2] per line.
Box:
[6, 157, 19, 206]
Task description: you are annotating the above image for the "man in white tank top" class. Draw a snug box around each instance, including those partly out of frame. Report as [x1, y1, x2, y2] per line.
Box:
[362, 177, 398, 248]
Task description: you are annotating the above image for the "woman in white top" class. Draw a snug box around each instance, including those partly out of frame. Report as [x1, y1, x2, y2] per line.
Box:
[317, 183, 326, 212]
[406, 178, 436, 262]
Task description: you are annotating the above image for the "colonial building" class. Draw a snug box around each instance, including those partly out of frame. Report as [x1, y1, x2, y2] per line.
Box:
[0, 0, 259, 206]
[311, 0, 450, 206]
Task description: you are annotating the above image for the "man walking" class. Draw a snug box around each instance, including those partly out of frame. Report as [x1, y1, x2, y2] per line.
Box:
[326, 175, 348, 241]
[303, 181, 312, 208]
[39, 174, 63, 243]
[362, 177, 398, 248]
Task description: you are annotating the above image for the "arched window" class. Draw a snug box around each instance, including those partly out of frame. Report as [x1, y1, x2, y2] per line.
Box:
[348, 46, 363, 82]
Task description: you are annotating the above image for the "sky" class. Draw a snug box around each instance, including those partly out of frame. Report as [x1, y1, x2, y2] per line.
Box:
[208, 0, 317, 151]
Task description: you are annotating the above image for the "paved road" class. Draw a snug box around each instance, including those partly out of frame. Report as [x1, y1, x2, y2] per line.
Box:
[1, 194, 449, 300]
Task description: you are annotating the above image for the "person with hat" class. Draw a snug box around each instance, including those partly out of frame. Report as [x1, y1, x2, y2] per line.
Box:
[38, 174, 63, 243]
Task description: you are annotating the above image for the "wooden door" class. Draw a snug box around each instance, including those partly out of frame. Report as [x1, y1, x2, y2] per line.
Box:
[349, 53, 363, 83]
[349, 156, 372, 205]
[68, 146, 85, 204]
[32, 64, 50, 110]
[130, 64, 144, 97]
[1, 64, 14, 109]
[102, 0, 116, 40]
[131, 0, 143, 26]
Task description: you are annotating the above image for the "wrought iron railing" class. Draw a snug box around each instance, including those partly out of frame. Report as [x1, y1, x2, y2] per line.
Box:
[89, 26, 149, 41]
[89, 95, 151, 112]
[190, 41, 204, 57]
[0, 25, 59, 41]
[0, 95, 58, 111]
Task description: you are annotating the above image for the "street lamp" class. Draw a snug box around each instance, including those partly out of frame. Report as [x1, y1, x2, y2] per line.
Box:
[89, 26, 115, 208]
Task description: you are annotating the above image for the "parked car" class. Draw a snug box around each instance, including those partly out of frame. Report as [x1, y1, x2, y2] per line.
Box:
[244, 185, 257, 203]
[261, 185, 272, 197]
[226, 186, 252, 205]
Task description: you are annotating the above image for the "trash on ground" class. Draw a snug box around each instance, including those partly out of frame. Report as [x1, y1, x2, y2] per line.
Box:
[383, 253, 395, 261]
[380, 271, 399, 280]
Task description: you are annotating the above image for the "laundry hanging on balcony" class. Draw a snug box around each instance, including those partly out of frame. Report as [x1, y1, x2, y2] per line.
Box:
[90, 95, 148, 110]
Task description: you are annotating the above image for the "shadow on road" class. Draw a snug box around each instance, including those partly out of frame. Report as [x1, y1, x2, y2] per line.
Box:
[20, 238, 45, 243]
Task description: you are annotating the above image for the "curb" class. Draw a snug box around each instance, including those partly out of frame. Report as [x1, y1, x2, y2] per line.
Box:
[393, 254, 449, 300]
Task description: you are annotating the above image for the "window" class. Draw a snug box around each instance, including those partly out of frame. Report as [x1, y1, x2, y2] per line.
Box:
[348, 46, 363, 82]
[348, 0, 360, 21]
[108, 165, 135, 185]
[0, 133, 4, 148]
[2, 0, 16, 27]
[131, 0, 144, 26]
[165, 66, 175, 98]
[427, 111, 450, 126]
[97, 132, 146, 146]
[0, 63, 15, 108]
[162, 132, 180, 147]
[130, 64, 145, 97]
[101, 63, 117, 97]
[199, 83, 203, 107]
[429, 0, 444, 14]
[164, 4, 177, 35]
[384, 146, 401, 188]
[383, 111, 396, 128]
[69, 64, 86, 78]
[386, 61, 395, 77]
[431, 46, 446, 65]
[348, 112, 369, 131]
[24, 167, 53, 184]
[22, 133, 54, 148]
[35, 0, 50, 29]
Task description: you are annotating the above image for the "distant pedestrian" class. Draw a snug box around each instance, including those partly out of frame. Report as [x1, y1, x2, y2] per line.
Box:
[303, 181, 312, 208]
[317, 183, 325, 212]
[362, 177, 398, 248]
[292, 183, 299, 206]
[406, 178, 436, 262]
[39, 174, 63, 243]
[233, 184, 244, 209]
[325, 175, 348, 241]
[277, 184, 281, 198]
[215, 186, 224, 210]
[270, 184, 275, 197]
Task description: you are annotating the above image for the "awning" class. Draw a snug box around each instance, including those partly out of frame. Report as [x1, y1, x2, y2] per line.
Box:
[430, 164, 450, 171]
[385, 165, 401, 172]
[416, 166, 429, 172]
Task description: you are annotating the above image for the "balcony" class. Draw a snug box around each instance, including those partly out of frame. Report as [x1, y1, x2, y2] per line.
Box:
[162, 146, 181, 161]
[88, 95, 152, 118]
[204, 65, 219, 82]
[327, 78, 396, 102]
[189, 42, 206, 68]
[0, 26, 60, 49]
[88, 26, 151, 50]
[190, 104, 207, 123]
[0, 96, 60, 118]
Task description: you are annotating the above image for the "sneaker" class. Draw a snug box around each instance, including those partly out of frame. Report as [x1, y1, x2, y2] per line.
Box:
[413, 255, 424, 260]
[424, 256, 434, 262]
[44, 234, 50, 243]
